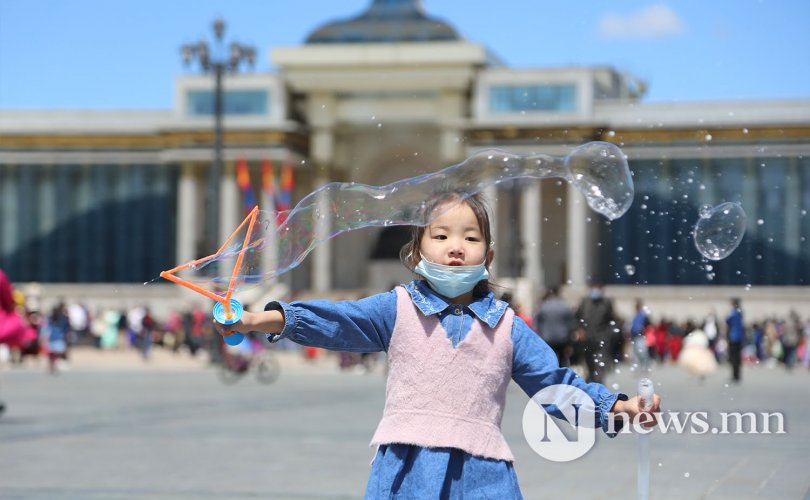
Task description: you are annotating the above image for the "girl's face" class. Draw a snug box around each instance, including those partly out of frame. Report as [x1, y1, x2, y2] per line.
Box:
[419, 202, 493, 267]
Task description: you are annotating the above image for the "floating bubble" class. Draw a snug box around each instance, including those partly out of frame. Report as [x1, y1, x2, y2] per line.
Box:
[693, 202, 747, 261]
[699, 204, 713, 219]
[166, 142, 634, 294]
[624, 264, 636, 276]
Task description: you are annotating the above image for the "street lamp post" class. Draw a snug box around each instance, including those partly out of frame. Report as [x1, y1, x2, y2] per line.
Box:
[181, 19, 255, 263]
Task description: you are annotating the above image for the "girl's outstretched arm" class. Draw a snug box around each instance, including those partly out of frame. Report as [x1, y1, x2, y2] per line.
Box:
[214, 309, 284, 337]
[511, 316, 624, 434]
[216, 290, 398, 352]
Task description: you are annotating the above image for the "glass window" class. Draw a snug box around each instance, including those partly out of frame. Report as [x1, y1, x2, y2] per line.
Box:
[0, 163, 177, 283]
[757, 158, 788, 285]
[187, 89, 269, 116]
[489, 84, 576, 113]
[799, 158, 810, 284]
[603, 156, 809, 286]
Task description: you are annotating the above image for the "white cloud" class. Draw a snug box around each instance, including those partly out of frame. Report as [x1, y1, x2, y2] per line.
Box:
[598, 4, 685, 39]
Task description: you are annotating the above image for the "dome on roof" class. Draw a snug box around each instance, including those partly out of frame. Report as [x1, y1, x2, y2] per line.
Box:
[305, 0, 461, 44]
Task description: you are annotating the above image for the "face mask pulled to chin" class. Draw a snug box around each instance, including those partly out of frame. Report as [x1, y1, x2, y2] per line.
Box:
[414, 255, 489, 298]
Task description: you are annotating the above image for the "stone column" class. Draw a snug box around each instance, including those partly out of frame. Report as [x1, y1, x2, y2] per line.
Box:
[220, 161, 240, 240]
[438, 90, 465, 164]
[482, 185, 499, 279]
[521, 180, 543, 293]
[309, 92, 336, 292]
[260, 170, 279, 283]
[566, 183, 588, 289]
[176, 162, 198, 266]
[313, 175, 332, 292]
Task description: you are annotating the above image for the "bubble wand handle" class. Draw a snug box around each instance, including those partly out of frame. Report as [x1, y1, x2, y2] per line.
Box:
[213, 298, 245, 346]
[637, 378, 654, 500]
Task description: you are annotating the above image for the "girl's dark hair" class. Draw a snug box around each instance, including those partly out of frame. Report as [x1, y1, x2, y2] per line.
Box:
[399, 191, 496, 295]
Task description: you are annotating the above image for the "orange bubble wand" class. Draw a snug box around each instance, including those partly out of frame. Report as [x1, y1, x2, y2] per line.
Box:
[160, 206, 260, 344]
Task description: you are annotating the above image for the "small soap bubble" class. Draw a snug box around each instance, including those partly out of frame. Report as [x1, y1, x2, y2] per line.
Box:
[624, 264, 636, 276]
[693, 202, 747, 261]
[699, 204, 713, 219]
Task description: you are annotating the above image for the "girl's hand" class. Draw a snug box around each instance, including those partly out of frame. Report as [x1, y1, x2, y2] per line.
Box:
[213, 309, 285, 337]
[612, 393, 662, 428]
[213, 310, 255, 338]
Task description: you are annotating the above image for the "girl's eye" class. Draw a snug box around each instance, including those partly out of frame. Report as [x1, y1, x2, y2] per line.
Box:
[434, 234, 447, 240]
[466, 236, 481, 242]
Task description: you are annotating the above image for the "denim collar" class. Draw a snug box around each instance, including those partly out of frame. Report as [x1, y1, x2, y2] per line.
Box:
[403, 279, 508, 329]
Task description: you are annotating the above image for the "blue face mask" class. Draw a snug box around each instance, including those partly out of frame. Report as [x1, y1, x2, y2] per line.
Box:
[414, 255, 489, 298]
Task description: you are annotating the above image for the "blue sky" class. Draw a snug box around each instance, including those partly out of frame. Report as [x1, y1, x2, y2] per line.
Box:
[1, 0, 808, 109]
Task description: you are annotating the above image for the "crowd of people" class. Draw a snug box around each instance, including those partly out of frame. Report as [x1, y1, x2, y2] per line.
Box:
[1, 267, 808, 384]
[530, 285, 810, 383]
[0, 273, 220, 374]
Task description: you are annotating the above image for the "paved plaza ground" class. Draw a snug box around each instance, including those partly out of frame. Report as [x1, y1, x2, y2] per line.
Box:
[0, 347, 808, 499]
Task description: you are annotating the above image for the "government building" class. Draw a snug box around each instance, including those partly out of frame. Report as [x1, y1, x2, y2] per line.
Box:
[1, 0, 808, 320]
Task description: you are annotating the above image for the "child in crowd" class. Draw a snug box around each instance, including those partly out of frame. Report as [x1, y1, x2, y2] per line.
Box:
[215, 191, 660, 499]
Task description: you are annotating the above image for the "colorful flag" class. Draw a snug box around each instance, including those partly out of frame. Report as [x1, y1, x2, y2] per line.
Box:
[261, 158, 276, 209]
[277, 158, 295, 211]
[275, 158, 295, 224]
[235, 157, 256, 215]
[261, 158, 285, 225]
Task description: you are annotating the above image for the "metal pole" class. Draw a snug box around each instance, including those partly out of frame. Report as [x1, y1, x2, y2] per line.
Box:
[208, 66, 224, 262]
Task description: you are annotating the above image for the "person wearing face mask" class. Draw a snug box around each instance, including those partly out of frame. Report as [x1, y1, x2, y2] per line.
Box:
[213, 191, 660, 499]
[575, 281, 619, 383]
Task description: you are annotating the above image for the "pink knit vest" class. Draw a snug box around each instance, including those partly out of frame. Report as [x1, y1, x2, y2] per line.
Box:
[370, 286, 515, 461]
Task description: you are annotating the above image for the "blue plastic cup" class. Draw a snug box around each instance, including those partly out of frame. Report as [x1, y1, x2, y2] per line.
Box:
[213, 298, 244, 346]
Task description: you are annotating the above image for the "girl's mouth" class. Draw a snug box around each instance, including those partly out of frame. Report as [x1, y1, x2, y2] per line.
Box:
[448, 260, 463, 266]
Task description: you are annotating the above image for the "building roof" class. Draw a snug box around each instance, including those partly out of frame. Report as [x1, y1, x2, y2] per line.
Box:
[305, 0, 461, 44]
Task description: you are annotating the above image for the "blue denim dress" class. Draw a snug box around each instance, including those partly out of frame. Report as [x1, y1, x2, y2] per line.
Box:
[267, 280, 621, 499]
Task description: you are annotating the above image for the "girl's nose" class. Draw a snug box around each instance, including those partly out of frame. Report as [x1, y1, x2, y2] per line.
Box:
[448, 245, 464, 258]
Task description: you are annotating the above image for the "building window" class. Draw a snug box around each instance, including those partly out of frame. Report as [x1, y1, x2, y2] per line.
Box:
[602, 157, 810, 286]
[488, 84, 576, 113]
[187, 90, 269, 116]
[0, 164, 177, 283]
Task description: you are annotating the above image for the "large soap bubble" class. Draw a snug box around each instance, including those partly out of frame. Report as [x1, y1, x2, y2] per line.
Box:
[693, 202, 747, 261]
[167, 142, 633, 293]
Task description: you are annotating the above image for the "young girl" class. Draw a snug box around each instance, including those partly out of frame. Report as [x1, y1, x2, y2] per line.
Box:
[215, 192, 660, 498]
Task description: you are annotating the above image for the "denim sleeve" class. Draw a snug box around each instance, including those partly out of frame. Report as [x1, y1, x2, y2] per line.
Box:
[264, 289, 397, 352]
[510, 315, 624, 435]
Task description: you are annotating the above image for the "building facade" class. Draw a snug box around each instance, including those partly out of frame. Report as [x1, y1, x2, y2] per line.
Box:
[1, 0, 809, 320]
